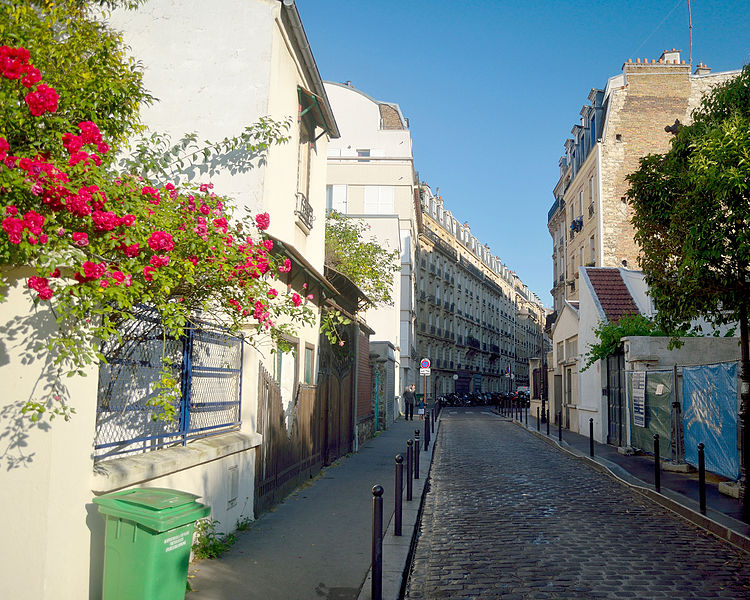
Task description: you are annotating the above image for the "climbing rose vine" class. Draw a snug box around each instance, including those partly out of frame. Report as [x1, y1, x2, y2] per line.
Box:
[0, 46, 315, 420]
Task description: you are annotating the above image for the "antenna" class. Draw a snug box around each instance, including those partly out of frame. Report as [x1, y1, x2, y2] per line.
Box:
[688, 0, 693, 65]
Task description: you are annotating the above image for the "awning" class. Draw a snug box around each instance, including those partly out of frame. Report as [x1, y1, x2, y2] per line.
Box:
[298, 86, 336, 138]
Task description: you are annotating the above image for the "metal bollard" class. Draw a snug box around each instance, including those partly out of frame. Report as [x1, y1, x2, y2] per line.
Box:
[371, 485, 383, 600]
[394, 455, 403, 536]
[546, 408, 550, 436]
[698, 443, 706, 514]
[558, 411, 562, 442]
[414, 430, 421, 479]
[424, 413, 430, 451]
[537, 407, 540, 431]
[406, 440, 413, 501]
[589, 418, 594, 457]
[525, 405, 528, 427]
[653, 434, 661, 493]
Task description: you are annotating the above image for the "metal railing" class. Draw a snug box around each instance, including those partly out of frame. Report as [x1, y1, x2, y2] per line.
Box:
[95, 307, 243, 460]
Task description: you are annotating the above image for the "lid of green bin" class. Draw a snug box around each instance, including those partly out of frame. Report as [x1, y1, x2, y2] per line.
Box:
[114, 488, 200, 511]
[93, 488, 209, 532]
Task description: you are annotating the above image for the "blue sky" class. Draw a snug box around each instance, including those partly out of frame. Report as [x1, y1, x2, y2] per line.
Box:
[298, 0, 750, 307]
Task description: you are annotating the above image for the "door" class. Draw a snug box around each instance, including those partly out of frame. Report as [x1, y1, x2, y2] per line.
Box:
[606, 349, 625, 446]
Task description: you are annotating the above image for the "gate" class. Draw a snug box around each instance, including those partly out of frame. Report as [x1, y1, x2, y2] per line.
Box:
[607, 349, 626, 446]
[254, 365, 322, 517]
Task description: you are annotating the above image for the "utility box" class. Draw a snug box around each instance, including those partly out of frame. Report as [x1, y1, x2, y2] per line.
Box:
[93, 487, 210, 600]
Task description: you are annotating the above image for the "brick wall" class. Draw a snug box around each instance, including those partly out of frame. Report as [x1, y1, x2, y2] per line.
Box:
[600, 62, 738, 269]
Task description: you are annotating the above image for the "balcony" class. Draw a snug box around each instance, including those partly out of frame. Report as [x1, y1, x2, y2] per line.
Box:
[294, 192, 315, 232]
[466, 335, 480, 349]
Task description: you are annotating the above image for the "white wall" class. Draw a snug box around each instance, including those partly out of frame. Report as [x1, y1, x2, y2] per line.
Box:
[0, 270, 99, 600]
[108, 0, 276, 213]
[577, 275, 608, 441]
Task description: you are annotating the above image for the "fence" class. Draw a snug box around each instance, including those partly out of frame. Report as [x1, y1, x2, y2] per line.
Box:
[94, 307, 243, 460]
[625, 361, 739, 480]
[254, 365, 322, 517]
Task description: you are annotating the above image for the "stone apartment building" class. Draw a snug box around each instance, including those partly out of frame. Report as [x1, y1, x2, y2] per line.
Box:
[418, 188, 546, 397]
[549, 49, 739, 314]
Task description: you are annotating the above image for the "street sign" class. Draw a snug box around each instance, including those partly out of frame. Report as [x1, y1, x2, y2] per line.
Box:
[420, 367, 431, 376]
[420, 358, 430, 369]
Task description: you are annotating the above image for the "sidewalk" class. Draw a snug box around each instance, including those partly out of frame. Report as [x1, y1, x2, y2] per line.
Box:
[186, 414, 439, 600]
[509, 408, 750, 552]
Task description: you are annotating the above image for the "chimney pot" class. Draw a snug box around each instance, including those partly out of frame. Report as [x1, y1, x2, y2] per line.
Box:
[636, 58, 641, 64]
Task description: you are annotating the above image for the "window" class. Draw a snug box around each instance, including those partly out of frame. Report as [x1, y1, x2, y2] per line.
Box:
[589, 235, 596, 264]
[297, 118, 314, 199]
[94, 309, 243, 460]
[304, 345, 314, 384]
[356, 149, 370, 162]
[364, 186, 395, 214]
[326, 184, 348, 213]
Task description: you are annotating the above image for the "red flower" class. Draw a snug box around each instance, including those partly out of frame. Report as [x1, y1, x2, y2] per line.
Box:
[0, 137, 9, 160]
[122, 243, 140, 257]
[149, 254, 170, 268]
[2, 217, 24, 244]
[21, 66, 41, 88]
[263, 239, 273, 251]
[291, 293, 302, 307]
[143, 266, 156, 282]
[72, 232, 89, 246]
[255, 212, 270, 230]
[147, 231, 174, 252]
[82, 261, 106, 280]
[79, 121, 102, 144]
[278, 258, 292, 273]
[267, 288, 278, 298]
[91, 210, 119, 231]
[24, 84, 58, 116]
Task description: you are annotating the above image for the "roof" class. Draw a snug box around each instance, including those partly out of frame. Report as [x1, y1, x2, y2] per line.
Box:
[583, 267, 640, 323]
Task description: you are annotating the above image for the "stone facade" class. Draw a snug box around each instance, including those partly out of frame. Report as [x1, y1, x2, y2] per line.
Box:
[417, 188, 546, 396]
[549, 50, 741, 315]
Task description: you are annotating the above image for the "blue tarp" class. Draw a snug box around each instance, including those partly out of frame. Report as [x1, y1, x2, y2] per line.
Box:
[682, 362, 739, 480]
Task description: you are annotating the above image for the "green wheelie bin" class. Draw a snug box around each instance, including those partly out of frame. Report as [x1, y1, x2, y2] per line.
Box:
[93, 487, 210, 600]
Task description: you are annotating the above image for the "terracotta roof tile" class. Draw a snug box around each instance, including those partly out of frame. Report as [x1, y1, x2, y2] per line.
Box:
[584, 268, 639, 322]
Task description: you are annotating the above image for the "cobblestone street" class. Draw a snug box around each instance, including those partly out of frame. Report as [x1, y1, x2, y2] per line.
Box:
[405, 409, 750, 599]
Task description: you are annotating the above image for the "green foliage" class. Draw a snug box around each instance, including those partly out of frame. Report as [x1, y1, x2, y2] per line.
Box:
[324, 210, 400, 306]
[0, 44, 314, 422]
[319, 307, 351, 347]
[626, 65, 750, 335]
[119, 117, 292, 185]
[191, 518, 236, 560]
[581, 314, 668, 371]
[0, 0, 153, 159]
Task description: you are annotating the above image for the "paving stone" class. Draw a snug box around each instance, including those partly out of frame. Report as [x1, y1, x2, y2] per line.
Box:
[404, 410, 750, 599]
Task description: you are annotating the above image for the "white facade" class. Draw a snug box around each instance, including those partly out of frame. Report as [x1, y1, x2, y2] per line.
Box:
[0, 3, 337, 598]
[324, 82, 418, 412]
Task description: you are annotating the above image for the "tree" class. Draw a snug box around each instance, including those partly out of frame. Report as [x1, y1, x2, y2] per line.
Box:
[0, 1, 153, 160]
[626, 64, 750, 517]
[324, 210, 401, 306]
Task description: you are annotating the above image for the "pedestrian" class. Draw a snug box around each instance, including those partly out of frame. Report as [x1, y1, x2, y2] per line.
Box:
[403, 384, 416, 421]
[417, 397, 425, 420]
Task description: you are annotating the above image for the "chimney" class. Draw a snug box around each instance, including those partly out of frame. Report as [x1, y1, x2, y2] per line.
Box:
[659, 48, 681, 64]
[693, 62, 712, 75]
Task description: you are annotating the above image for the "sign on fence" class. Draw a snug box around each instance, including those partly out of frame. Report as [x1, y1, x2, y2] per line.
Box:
[632, 371, 646, 427]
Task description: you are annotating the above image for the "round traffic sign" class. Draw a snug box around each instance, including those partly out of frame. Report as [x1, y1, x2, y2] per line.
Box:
[420, 358, 430, 369]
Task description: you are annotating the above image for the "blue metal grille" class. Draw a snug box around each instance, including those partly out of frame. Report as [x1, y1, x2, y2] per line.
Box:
[94, 307, 243, 460]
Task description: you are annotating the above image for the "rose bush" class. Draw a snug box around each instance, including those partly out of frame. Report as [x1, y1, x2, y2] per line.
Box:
[0, 46, 315, 420]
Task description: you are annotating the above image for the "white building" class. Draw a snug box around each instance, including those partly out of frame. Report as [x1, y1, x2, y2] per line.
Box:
[324, 81, 419, 413]
[0, 2, 338, 598]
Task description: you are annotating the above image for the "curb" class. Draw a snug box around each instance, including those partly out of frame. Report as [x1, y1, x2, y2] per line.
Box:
[357, 416, 440, 600]
[513, 418, 750, 554]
